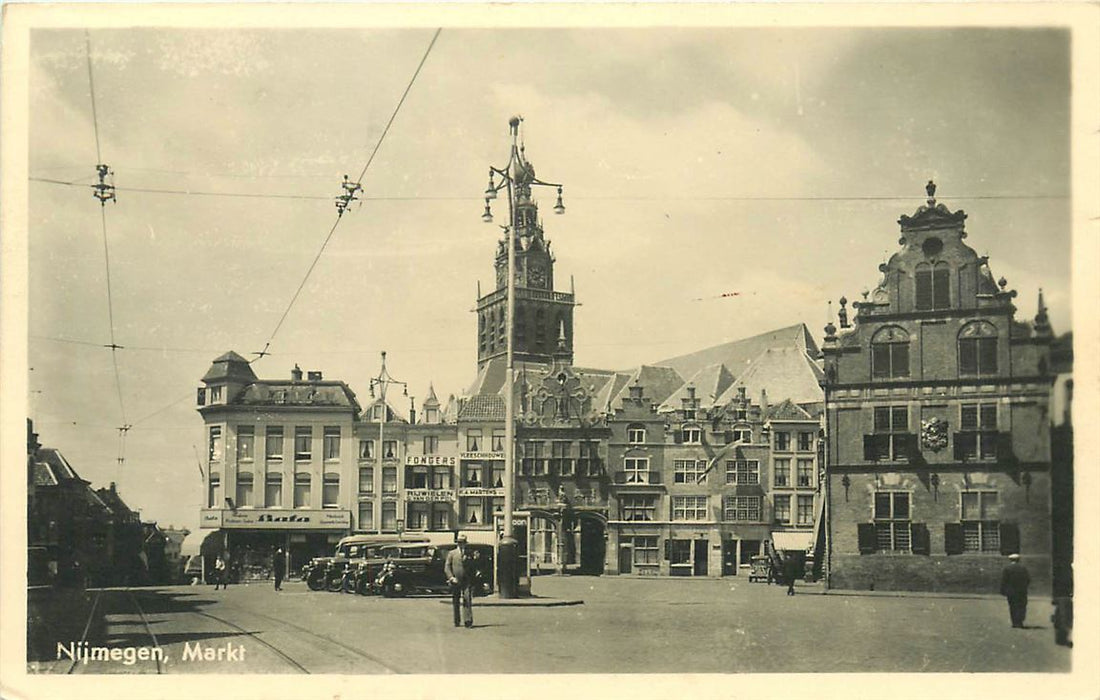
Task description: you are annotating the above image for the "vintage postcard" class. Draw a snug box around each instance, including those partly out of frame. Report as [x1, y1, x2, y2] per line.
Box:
[2, 3, 1098, 700]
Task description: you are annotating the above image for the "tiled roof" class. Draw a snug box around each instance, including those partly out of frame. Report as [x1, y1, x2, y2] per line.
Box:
[765, 398, 814, 422]
[610, 365, 686, 408]
[646, 323, 820, 382]
[458, 394, 506, 422]
[202, 351, 259, 383]
[659, 363, 736, 412]
[38, 448, 81, 482]
[32, 462, 57, 487]
[716, 346, 825, 407]
[237, 381, 359, 409]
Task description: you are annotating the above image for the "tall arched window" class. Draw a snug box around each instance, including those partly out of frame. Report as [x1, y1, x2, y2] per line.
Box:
[916, 262, 951, 310]
[871, 326, 910, 379]
[958, 321, 998, 375]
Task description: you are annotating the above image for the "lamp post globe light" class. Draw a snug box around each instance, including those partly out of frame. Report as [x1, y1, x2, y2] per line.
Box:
[481, 116, 565, 598]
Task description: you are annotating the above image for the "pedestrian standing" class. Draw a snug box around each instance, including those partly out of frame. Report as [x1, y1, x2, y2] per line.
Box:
[1000, 553, 1031, 628]
[783, 555, 799, 596]
[213, 555, 227, 590]
[444, 535, 475, 628]
[273, 548, 285, 591]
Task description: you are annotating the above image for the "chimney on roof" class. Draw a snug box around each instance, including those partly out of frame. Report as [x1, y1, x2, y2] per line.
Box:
[628, 381, 644, 401]
[110, 481, 117, 495]
[291, 364, 303, 382]
[307, 370, 323, 382]
[760, 389, 769, 417]
[409, 395, 416, 425]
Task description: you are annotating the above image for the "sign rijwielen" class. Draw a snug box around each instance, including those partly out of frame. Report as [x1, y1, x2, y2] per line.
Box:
[199, 508, 352, 529]
[404, 489, 456, 502]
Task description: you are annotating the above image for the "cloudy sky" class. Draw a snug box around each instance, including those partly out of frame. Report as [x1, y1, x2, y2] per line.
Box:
[24, 24, 1071, 540]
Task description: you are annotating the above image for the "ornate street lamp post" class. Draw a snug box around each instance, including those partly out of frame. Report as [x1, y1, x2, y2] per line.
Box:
[481, 116, 565, 597]
[369, 351, 407, 536]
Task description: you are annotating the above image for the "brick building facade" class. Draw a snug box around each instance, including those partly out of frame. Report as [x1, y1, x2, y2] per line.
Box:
[822, 184, 1057, 592]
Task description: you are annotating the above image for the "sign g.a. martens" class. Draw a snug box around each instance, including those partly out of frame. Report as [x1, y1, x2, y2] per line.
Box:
[200, 508, 351, 530]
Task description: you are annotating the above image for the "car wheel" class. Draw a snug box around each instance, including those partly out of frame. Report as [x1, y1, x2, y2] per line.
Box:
[306, 572, 326, 591]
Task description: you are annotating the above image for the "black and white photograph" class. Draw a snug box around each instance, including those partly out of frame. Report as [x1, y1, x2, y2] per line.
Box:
[2, 4, 1098, 698]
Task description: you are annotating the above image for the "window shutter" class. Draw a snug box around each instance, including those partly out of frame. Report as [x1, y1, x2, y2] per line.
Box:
[724, 430, 734, 445]
[999, 522, 1020, 555]
[953, 433, 974, 461]
[996, 432, 1014, 461]
[674, 430, 683, 444]
[863, 435, 877, 462]
[857, 523, 876, 554]
[663, 539, 671, 560]
[895, 433, 916, 462]
[944, 522, 964, 555]
[910, 523, 931, 555]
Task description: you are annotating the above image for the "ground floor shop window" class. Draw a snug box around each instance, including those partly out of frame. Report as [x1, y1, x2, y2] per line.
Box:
[407, 503, 429, 530]
[464, 497, 484, 524]
[432, 505, 450, 531]
[632, 536, 659, 565]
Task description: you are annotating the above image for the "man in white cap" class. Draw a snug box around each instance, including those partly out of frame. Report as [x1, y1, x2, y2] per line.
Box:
[999, 552, 1031, 628]
[444, 534, 475, 628]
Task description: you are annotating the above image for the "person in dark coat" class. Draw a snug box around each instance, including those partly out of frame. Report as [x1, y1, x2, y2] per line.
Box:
[782, 555, 800, 596]
[444, 535, 475, 628]
[273, 548, 285, 591]
[1000, 553, 1031, 628]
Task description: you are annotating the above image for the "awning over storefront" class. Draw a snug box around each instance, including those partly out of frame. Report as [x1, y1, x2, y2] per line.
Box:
[771, 530, 812, 551]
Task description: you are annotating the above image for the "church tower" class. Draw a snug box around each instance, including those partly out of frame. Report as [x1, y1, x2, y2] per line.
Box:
[476, 118, 575, 369]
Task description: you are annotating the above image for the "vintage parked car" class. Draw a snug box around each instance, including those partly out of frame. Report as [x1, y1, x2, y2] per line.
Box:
[374, 542, 494, 597]
[748, 555, 773, 583]
[302, 534, 429, 591]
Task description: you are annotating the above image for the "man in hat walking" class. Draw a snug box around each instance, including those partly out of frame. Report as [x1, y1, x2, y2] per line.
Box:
[1000, 553, 1031, 628]
[444, 535, 475, 628]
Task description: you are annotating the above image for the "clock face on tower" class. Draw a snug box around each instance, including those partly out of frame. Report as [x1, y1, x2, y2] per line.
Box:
[528, 263, 547, 289]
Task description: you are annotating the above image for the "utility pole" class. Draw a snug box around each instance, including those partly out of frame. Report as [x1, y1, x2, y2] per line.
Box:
[481, 116, 566, 597]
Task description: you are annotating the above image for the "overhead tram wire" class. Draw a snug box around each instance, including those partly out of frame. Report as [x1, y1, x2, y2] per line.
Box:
[103, 28, 446, 433]
[85, 31, 131, 469]
[250, 27, 444, 365]
[30, 177, 1068, 204]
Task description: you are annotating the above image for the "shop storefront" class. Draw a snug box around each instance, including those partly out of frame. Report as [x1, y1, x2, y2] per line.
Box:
[200, 508, 352, 577]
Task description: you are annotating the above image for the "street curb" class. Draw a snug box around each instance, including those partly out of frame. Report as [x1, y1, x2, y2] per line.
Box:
[819, 589, 1003, 601]
[438, 598, 584, 607]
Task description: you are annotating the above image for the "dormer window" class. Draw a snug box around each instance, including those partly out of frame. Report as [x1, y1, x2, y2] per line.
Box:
[681, 426, 702, 444]
[627, 424, 646, 444]
[916, 261, 950, 310]
[210, 385, 223, 403]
